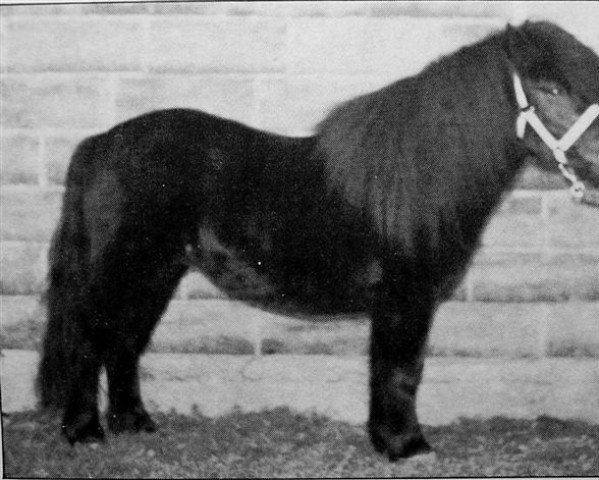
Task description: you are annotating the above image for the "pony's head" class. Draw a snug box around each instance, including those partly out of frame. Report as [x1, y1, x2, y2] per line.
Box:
[505, 22, 599, 190]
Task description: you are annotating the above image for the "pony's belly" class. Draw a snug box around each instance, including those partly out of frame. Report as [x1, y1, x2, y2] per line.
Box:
[191, 253, 375, 315]
[186, 229, 379, 315]
[187, 233, 280, 302]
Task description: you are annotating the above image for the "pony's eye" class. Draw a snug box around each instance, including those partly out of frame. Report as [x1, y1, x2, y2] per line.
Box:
[541, 85, 562, 96]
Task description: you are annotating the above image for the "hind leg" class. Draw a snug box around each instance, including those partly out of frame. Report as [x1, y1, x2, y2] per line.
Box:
[61, 330, 105, 443]
[59, 206, 188, 441]
[103, 255, 187, 434]
[104, 325, 157, 435]
[85, 221, 188, 435]
[105, 351, 156, 434]
[61, 266, 184, 441]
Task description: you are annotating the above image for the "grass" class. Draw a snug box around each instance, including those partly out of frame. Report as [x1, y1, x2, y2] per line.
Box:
[3, 408, 598, 478]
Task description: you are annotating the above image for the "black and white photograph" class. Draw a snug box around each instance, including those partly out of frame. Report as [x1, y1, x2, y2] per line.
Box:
[1, 0, 598, 477]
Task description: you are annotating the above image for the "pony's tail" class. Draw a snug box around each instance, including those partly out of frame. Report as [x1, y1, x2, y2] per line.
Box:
[37, 137, 96, 410]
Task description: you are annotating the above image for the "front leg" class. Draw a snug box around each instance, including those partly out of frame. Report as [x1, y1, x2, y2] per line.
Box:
[369, 273, 435, 460]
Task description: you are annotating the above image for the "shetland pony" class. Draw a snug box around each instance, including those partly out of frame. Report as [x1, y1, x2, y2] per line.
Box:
[38, 21, 599, 460]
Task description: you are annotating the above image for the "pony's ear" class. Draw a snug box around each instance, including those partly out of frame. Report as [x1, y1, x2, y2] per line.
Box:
[502, 24, 519, 53]
[502, 23, 534, 76]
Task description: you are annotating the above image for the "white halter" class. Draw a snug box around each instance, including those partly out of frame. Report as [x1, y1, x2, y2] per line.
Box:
[512, 72, 599, 201]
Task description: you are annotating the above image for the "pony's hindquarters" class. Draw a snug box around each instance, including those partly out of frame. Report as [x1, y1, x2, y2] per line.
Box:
[37, 121, 195, 443]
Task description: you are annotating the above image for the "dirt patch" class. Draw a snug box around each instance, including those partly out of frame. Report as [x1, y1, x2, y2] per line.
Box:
[2, 409, 598, 477]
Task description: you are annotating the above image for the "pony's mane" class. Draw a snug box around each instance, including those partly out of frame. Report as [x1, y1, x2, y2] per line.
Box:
[316, 21, 598, 256]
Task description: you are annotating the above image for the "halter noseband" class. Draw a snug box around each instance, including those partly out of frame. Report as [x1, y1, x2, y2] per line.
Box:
[512, 72, 599, 206]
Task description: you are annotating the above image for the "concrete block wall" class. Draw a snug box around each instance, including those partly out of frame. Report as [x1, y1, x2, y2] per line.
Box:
[1, 2, 598, 357]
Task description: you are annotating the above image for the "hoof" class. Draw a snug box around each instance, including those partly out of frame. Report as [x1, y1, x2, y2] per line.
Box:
[402, 450, 438, 465]
[370, 425, 432, 461]
[62, 417, 105, 445]
[107, 409, 157, 434]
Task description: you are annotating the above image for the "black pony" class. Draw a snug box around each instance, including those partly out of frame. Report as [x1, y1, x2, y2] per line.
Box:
[38, 21, 599, 460]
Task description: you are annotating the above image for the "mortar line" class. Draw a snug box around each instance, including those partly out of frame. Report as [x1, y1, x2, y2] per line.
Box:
[1, 16, 8, 74]
[536, 302, 551, 359]
[105, 72, 119, 127]
[464, 271, 475, 303]
[253, 315, 263, 357]
[540, 193, 552, 264]
[37, 133, 48, 188]
[282, 13, 292, 135]
[140, 13, 151, 74]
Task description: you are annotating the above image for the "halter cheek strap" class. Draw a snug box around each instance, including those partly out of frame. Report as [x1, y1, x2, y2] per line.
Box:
[512, 72, 599, 205]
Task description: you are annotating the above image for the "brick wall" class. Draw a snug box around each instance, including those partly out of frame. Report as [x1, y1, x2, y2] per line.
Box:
[1, 2, 598, 357]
